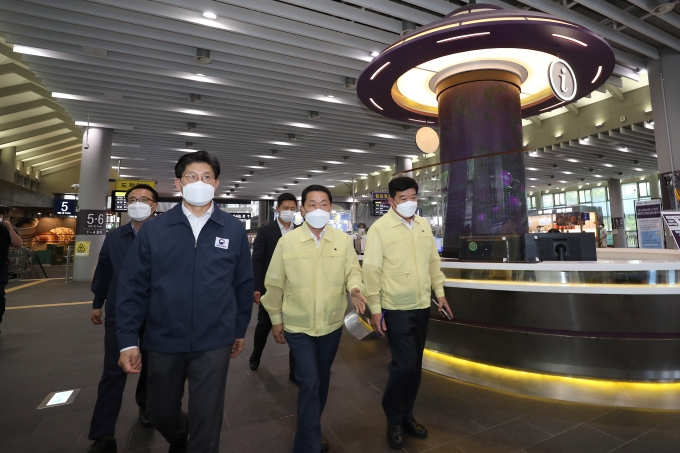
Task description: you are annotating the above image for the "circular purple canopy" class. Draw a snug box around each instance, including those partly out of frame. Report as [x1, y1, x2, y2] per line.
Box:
[357, 4, 615, 125]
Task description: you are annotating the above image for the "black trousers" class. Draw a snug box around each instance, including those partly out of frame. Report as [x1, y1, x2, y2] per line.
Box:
[89, 321, 148, 440]
[285, 328, 342, 453]
[0, 265, 8, 324]
[146, 345, 231, 453]
[382, 308, 429, 425]
[251, 303, 295, 376]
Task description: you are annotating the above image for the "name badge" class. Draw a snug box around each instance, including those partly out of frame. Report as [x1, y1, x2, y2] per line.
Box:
[215, 237, 229, 249]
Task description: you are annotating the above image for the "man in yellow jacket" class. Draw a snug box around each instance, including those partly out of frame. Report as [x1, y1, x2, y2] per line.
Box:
[262, 184, 366, 453]
[363, 176, 452, 450]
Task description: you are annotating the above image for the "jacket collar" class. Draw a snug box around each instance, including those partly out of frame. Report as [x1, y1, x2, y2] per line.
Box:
[123, 222, 136, 236]
[386, 207, 425, 228]
[299, 223, 333, 243]
[167, 201, 225, 227]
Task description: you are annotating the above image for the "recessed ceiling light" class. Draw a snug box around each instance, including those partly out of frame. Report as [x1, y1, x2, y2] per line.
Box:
[567, 159, 579, 163]
[373, 133, 397, 139]
[528, 178, 538, 181]
[371, 51, 380, 57]
[559, 180, 568, 183]
[604, 164, 613, 167]
[327, 95, 334, 98]
[634, 167, 644, 171]
[527, 167, 538, 171]
[595, 174, 603, 178]
[195, 73, 206, 77]
[203, 12, 217, 19]
[347, 149, 368, 153]
[562, 171, 572, 175]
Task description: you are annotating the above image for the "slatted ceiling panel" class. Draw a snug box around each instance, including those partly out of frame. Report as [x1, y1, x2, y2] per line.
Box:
[0, 0, 672, 194]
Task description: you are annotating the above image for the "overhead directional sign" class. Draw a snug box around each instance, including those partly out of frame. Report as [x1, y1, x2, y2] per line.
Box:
[115, 179, 156, 191]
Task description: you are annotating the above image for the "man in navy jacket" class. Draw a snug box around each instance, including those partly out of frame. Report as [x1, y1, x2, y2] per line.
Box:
[88, 184, 158, 453]
[116, 151, 253, 453]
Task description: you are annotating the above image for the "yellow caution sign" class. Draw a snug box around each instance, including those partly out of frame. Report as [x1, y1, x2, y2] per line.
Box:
[115, 180, 156, 190]
[75, 241, 90, 257]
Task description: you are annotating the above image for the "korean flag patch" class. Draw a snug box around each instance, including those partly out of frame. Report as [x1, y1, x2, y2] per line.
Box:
[215, 237, 229, 249]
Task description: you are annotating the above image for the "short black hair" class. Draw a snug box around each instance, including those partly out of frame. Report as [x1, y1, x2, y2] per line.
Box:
[357, 223, 367, 228]
[175, 150, 220, 179]
[389, 176, 419, 198]
[125, 184, 159, 202]
[277, 193, 298, 206]
[301, 184, 332, 205]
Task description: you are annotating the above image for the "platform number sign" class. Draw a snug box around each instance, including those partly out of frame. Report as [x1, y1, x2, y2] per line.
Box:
[76, 209, 107, 236]
[549, 59, 577, 102]
[54, 199, 76, 216]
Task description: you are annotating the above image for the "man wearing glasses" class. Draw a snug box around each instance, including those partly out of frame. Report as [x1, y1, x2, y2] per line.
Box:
[87, 184, 158, 453]
[116, 151, 253, 453]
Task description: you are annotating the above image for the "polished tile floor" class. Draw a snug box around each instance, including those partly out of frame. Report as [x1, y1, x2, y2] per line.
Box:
[1, 279, 679, 453]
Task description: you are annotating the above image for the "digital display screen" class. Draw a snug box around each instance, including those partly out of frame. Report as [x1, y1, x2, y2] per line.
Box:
[111, 191, 127, 212]
[54, 199, 76, 216]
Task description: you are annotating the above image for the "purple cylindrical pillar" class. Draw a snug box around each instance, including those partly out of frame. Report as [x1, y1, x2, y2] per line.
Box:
[437, 71, 528, 256]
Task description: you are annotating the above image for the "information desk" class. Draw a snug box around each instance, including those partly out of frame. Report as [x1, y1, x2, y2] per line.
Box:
[424, 257, 680, 409]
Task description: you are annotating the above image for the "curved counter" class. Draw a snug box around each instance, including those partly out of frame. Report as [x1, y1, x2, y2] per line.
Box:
[423, 257, 680, 409]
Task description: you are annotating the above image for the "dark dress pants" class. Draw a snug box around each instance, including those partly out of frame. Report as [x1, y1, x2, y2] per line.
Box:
[382, 308, 429, 425]
[0, 265, 8, 325]
[89, 321, 149, 440]
[146, 345, 231, 453]
[285, 328, 342, 453]
[252, 303, 296, 376]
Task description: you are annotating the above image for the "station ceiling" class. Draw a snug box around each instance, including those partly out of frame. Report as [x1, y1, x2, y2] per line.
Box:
[0, 0, 677, 198]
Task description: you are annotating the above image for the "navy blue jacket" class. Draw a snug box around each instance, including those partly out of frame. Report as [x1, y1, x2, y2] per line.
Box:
[116, 203, 254, 354]
[91, 222, 136, 320]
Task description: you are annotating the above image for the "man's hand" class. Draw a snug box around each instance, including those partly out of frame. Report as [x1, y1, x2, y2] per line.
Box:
[118, 348, 142, 374]
[90, 309, 103, 325]
[253, 291, 261, 304]
[272, 323, 286, 344]
[231, 338, 245, 358]
[370, 312, 386, 336]
[350, 288, 367, 315]
[437, 296, 453, 319]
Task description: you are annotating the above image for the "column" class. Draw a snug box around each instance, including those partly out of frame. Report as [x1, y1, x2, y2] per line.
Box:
[0, 146, 16, 182]
[648, 48, 680, 210]
[608, 179, 626, 248]
[534, 191, 543, 211]
[648, 173, 660, 199]
[395, 156, 412, 177]
[258, 200, 274, 227]
[438, 70, 527, 256]
[73, 128, 113, 281]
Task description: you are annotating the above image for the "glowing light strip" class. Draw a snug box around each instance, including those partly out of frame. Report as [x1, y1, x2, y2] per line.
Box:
[369, 98, 383, 110]
[424, 349, 680, 410]
[409, 118, 428, 123]
[370, 62, 391, 80]
[437, 31, 490, 44]
[462, 17, 527, 25]
[539, 101, 565, 111]
[552, 34, 587, 47]
[591, 66, 603, 84]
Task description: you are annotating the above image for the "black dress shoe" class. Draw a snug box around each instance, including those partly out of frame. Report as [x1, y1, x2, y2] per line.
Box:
[88, 437, 117, 453]
[139, 406, 153, 428]
[168, 437, 188, 453]
[386, 423, 404, 450]
[249, 356, 260, 370]
[404, 419, 428, 439]
[320, 434, 329, 452]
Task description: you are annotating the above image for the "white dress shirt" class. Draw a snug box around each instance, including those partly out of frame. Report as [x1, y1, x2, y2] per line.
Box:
[182, 202, 215, 241]
[399, 215, 414, 231]
[307, 224, 327, 249]
[278, 218, 295, 236]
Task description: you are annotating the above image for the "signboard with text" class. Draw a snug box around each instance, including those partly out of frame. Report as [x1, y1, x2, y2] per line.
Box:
[231, 213, 251, 220]
[115, 179, 156, 191]
[371, 192, 390, 216]
[662, 212, 680, 249]
[76, 209, 107, 236]
[54, 199, 76, 216]
[111, 191, 128, 212]
[635, 200, 664, 249]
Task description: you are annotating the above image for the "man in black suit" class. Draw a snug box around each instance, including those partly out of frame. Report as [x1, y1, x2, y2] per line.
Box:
[249, 192, 297, 380]
[87, 184, 158, 453]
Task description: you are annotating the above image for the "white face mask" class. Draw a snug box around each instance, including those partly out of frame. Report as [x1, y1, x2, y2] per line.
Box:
[181, 181, 215, 206]
[357, 228, 365, 235]
[395, 200, 418, 218]
[127, 202, 153, 221]
[278, 210, 296, 223]
[304, 209, 331, 229]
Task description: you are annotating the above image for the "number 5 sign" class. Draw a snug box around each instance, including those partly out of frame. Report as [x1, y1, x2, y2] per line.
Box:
[76, 209, 107, 235]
